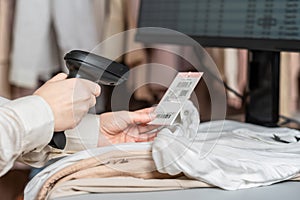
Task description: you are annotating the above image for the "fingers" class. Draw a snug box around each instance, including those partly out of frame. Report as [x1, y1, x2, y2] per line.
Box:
[93, 84, 101, 97]
[47, 73, 68, 82]
[124, 126, 158, 143]
[130, 111, 155, 124]
[89, 95, 97, 107]
[81, 79, 101, 97]
[135, 132, 158, 142]
[135, 124, 161, 134]
[129, 107, 156, 125]
[48, 74, 101, 97]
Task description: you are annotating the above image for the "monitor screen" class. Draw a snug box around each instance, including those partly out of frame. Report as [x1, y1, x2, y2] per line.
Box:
[137, 0, 300, 51]
[137, 0, 293, 126]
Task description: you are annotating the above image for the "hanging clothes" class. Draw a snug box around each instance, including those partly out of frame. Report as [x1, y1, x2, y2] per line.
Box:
[288, 53, 300, 115]
[124, 0, 155, 103]
[224, 48, 240, 108]
[280, 52, 300, 117]
[94, 0, 147, 67]
[0, 0, 15, 99]
[10, 0, 101, 89]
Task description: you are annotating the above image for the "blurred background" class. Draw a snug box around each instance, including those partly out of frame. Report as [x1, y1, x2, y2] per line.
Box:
[1, 0, 300, 199]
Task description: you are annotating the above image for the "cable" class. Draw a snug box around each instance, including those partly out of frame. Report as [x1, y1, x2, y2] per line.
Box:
[203, 66, 300, 128]
[191, 47, 300, 128]
[223, 82, 246, 100]
[192, 47, 247, 102]
[279, 115, 300, 127]
[196, 62, 300, 128]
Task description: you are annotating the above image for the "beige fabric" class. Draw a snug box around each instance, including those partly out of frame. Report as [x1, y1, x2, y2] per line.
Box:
[224, 48, 238, 97]
[290, 173, 300, 181]
[37, 150, 211, 200]
[48, 175, 300, 200]
[101, 0, 147, 66]
[48, 177, 209, 199]
[206, 48, 225, 79]
[97, 0, 155, 102]
[237, 49, 247, 93]
[280, 52, 300, 117]
[0, 0, 15, 99]
[124, 0, 154, 102]
[38, 148, 300, 200]
[280, 52, 291, 117]
[100, 0, 126, 61]
[224, 48, 240, 108]
[124, 0, 147, 67]
[224, 49, 248, 109]
[289, 53, 300, 113]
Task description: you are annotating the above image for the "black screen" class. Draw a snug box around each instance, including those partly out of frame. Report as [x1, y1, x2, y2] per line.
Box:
[138, 0, 300, 51]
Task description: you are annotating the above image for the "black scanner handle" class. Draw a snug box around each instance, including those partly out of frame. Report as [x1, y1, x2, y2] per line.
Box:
[48, 50, 129, 149]
[48, 69, 77, 149]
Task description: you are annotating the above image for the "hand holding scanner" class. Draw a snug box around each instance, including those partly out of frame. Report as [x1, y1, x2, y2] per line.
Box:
[49, 50, 129, 149]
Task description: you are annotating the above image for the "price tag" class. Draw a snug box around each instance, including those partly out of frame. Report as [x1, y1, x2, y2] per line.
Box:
[149, 72, 203, 125]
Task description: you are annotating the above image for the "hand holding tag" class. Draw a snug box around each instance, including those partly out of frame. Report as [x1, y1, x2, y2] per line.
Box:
[149, 72, 203, 125]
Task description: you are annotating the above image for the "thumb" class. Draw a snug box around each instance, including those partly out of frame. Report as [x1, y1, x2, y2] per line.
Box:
[131, 112, 155, 124]
[81, 79, 101, 97]
[47, 73, 68, 82]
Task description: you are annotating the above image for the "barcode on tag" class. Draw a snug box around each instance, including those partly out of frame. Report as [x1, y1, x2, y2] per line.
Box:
[157, 113, 172, 119]
[177, 81, 192, 88]
[149, 72, 203, 125]
[179, 90, 189, 97]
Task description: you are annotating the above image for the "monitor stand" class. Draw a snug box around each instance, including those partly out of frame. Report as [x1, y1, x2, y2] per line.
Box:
[246, 50, 280, 127]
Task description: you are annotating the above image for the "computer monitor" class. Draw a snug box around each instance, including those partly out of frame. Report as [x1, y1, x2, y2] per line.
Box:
[137, 0, 300, 127]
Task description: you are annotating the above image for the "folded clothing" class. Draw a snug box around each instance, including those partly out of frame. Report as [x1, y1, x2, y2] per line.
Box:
[25, 101, 300, 199]
[37, 150, 210, 200]
[153, 116, 300, 190]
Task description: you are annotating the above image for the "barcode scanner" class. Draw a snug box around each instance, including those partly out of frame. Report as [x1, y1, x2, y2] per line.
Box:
[64, 50, 129, 85]
[49, 50, 129, 149]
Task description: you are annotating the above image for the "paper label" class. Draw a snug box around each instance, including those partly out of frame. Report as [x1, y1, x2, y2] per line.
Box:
[149, 72, 203, 125]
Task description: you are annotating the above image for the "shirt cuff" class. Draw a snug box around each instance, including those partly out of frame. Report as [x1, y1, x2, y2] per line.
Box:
[64, 114, 99, 152]
[3, 95, 54, 154]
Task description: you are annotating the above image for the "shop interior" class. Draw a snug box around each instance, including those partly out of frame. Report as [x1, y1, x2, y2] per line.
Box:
[1, 0, 300, 199]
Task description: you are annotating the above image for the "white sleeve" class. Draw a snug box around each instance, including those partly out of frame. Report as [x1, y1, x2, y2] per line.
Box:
[20, 114, 101, 165]
[64, 114, 100, 153]
[0, 95, 54, 176]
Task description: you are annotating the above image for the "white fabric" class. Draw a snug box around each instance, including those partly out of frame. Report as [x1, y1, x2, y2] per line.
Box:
[224, 48, 238, 98]
[153, 117, 300, 190]
[64, 114, 99, 153]
[10, 0, 101, 88]
[0, 96, 99, 176]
